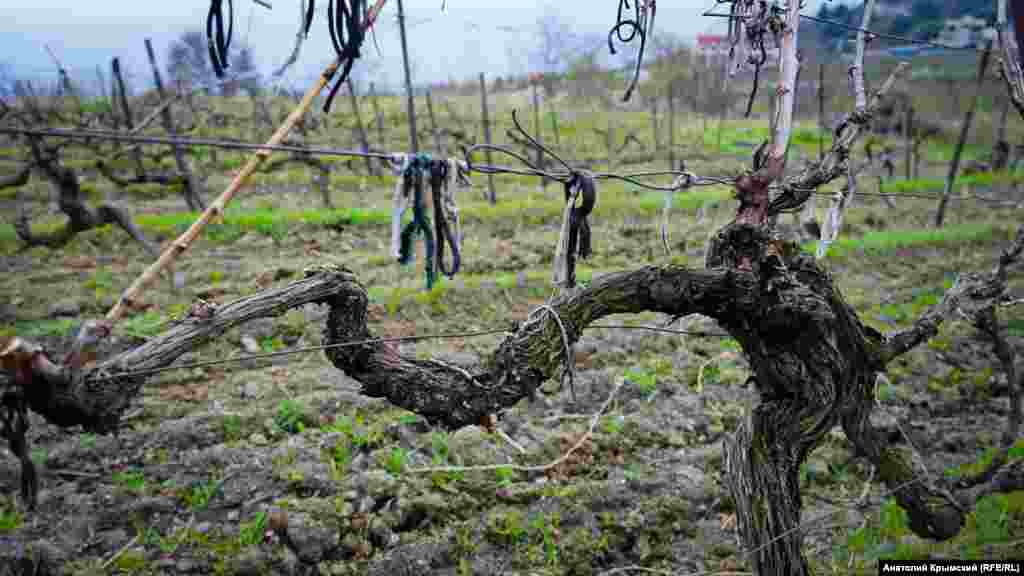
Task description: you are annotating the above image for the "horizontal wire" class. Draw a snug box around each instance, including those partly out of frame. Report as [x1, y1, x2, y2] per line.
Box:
[84, 322, 730, 383]
[5, 124, 1016, 202]
[703, 8, 988, 53]
[85, 328, 512, 381]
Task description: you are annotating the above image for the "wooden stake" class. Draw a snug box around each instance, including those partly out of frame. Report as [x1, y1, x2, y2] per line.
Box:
[396, 0, 418, 154]
[532, 80, 547, 189]
[817, 62, 825, 161]
[145, 38, 204, 212]
[936, 42, 992, 227]
[395, 0, 430, 287]
[904, 106, 914, 180]
[96, 65, 108, 100]
[668, 80, 676, 171]
[111, 58, 144, 177]
[479, 72, 496, 204]
[425, 90, 445, 156]
[650, 95, 659, 152]
[346, 79, 377, 176]
[104, 0, 391, 324]
[369, 82, 385, 147]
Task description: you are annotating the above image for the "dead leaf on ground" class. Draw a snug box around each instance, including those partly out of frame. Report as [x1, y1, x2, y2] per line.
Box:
[719, 557, 742, 571]
[159, 382, 209, 402]
[367, 304, 388, 322]
[254, 270, 275, 290]
[196, 287, 228, 300]
[270, 367, 289, 387]
[719, 512, 737, 531]
[63, 256, 96, 270]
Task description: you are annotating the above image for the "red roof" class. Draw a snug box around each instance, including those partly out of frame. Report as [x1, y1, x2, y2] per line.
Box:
[697, 34, 727, 46]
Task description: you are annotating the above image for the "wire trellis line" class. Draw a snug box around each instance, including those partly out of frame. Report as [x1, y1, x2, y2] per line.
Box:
[82, 323, 731, 383]
[3, 124, 1019, 204]
[702, 9, 990, 53]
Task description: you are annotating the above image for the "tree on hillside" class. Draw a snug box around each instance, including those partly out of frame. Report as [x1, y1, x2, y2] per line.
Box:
[0, 62, 15, 100]
[530, 4, 572, 97]
[167, 30, 260, 94]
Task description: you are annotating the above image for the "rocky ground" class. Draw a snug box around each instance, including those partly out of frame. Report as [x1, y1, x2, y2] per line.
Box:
[1, 149, 1023, 575]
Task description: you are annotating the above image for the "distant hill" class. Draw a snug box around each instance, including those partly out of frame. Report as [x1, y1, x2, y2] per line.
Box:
[813, 0, 996, 52]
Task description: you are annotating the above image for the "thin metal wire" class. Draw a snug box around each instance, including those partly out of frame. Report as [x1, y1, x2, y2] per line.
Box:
[86, 328, 512, 381]
[799, 13, 989, 53]
[82, 322, 731, 383]
[704, 8, 989, 53]
[0, 126, 398, 161]
[806, 189, 1022, 205]
[4, 121, 1018, 202]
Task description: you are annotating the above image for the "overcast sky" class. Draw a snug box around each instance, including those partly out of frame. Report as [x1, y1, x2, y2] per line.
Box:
[2, 0, 829, 93]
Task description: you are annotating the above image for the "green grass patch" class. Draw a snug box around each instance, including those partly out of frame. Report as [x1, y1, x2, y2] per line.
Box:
[7, 317, 77, 339]
[883, 171, 1024, 195]
[809, 223, 1012, 259]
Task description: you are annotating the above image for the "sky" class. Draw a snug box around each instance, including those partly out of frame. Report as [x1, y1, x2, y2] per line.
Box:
[1, 0, 828, 94]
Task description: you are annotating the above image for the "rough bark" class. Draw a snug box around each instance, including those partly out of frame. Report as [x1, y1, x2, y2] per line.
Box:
[13, 142, 157, 256]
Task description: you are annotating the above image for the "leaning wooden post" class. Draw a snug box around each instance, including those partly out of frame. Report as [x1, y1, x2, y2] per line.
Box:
[479, 72, 497, 205]
[716, 66, 727, 151]
[649, 94, 660, 153]
[396, 0, 419, 154]
[531, 76, 548, 189]
[346, 79, 378, 176]
[904, 106, 914, 180]
[144, 38, 205, 212]
[395, 0, 433, 287]
[607, 113, 617, 172]
[668, 80, 676, 171]
[106, 0, 389, 324]
[817, 62, 825, 161]
[936, 42, 992, 228]
[111, 58, 145, 178]
[96, 65, 108, 101]
[425, 90, 445, 157]
[549, 100, 560, 149]
[369, 82, 385, 147]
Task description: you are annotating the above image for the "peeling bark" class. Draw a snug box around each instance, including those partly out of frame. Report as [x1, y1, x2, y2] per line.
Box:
[12, 142, 157, 256]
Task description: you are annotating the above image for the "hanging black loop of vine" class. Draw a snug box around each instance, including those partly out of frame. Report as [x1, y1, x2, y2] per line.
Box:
[607, 0, 654, 103]
[429, 160, 461, 278]
[207, 0, 235, 78]
[322, 0, 369, 113]
[304, 0, 316, 37]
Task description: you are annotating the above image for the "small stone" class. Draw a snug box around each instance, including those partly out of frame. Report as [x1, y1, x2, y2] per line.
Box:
[97, 528, 128, 550]
[285, 513, 341, 563]
[28, 539, 67, 566]
[241, 382, 261, 399]
[234, 548, 271, 576]
[249, 433, 267, 445]
[269, 509, 289, 533]
[49, 299, 81, 318]
[240, 335, 261, 355]
[369, 516, 398, 549]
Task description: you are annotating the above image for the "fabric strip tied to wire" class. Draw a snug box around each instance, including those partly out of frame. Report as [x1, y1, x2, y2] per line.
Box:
[390, 154, 413, 259]
[552, 172, 596, 290]
[397, 154, 436, 289]
[660, 172, 690, 255]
